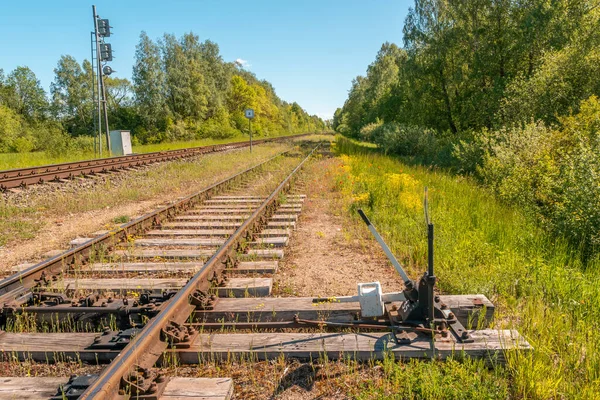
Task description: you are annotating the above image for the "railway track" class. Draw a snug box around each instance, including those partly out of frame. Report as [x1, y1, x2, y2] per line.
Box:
[0, 140, 530, 399]
[0, 133, 311, 191]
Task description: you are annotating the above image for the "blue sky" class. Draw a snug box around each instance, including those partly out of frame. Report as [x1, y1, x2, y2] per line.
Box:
[0, 1, 411, 120]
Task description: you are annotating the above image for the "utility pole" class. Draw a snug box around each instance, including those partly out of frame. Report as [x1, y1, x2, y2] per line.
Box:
[92, 5, 112, 155]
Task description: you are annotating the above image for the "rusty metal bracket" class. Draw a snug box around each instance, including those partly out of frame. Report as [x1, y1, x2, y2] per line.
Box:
[87, 328, 140, 350]
[28, 291, 70, 306]
[190, 290, 217, 310]
[121, 365, 168, 399]
[160, 320, 197, 348]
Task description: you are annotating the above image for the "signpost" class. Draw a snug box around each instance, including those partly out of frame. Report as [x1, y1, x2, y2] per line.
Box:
[245, 108, 255, 152]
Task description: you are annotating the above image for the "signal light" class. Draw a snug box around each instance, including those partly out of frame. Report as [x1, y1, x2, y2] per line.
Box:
[97, 19, 111, 37]
[100, 43, 113, 61]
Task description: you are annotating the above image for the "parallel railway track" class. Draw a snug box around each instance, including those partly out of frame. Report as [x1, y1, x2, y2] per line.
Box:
[0, 140, 530, 399]
[0, 133, 311, 191]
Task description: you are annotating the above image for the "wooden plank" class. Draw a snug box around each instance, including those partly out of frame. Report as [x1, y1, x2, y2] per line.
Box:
[51, 277, 188, 293]
[200, 202, 303, 209]
[208, 195, 304, 201]
[133, 238, 226, 247]
[81, 261, 201, 274]
[231, 261, 278, 274]
[189, 207, 302, 214]
[198, 295, 494, 327]
[173, 215, 249, 221]
[145, 229, 234, 237]
[162, 377, 234, 400]
[112, 249, 213, 260]
[161, 222, 241, 230]
[258, 229, 290, 238]
[132, 236, 288, 247]
[179, 330, 531, 364]
[199, 297, 360, 323]
[266, 221, 295, 229]
[216, 278, 272, 297]
[200, 205, 260, 209]
[0, 377, 233, 400]
[173, 214, 296, 222]
[187, 209, 258, 215]
[0, 328, 528, 364]
[205, 199, 263, 204]
[245, 249, 285, 259]
[250, 237, 289, 247]
[0, 377, 68, 399]
[270, 214, 297, 222]
[0, 332, 106, 363]
[51, 278, 271, 297]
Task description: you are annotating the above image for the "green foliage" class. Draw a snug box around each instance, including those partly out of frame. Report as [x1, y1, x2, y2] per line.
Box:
[337, 0, 600, 135]
[334, 138, 600, 399]
[336, 0, 600, 259]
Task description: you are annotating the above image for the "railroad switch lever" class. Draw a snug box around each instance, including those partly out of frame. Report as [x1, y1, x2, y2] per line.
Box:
[357, 198, 473, 343]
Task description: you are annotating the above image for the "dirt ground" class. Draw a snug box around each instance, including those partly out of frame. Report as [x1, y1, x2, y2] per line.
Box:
[276, 156, 404, 298]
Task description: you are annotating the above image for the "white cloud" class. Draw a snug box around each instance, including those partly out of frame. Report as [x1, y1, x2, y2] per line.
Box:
[234, 58, 251, 69]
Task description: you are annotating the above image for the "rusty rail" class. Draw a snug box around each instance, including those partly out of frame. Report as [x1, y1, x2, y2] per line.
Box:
[0, 133, 312, 190]
[0, 149, 292, 303]
[78, 144, 320, 399]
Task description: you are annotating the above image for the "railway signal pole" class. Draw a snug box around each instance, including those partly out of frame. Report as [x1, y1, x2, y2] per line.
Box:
[245, 108, 255, 153]
[91, 5, 113, 155]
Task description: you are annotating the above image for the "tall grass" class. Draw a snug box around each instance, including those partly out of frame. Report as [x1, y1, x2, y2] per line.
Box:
[333, 137, 600, 399]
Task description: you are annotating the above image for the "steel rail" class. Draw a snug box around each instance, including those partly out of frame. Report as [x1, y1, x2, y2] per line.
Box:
[79, 143, 320, 399]
[0, 150, 291, 303]
[0, 133, 312, 190]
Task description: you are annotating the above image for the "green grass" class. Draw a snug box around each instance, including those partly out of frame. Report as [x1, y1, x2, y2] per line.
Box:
[0, 132, 314, 170]
[332, 137, 600, 399]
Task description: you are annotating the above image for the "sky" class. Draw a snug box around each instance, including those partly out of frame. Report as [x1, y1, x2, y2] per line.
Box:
[0, 0, 411, 121]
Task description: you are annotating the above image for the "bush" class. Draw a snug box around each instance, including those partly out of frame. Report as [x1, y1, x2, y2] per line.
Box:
[12, 137, 35, 153]
[69, 136, 95, 153]
[0, 105, 23, 152]
[470, 96, 600, 260]
[165, 119, 195, 142]
[370, 122, 437, 159]
[359, 121, 382, 142]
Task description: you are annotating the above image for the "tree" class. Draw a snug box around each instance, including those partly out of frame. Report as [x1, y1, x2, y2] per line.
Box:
[50, 56, 93, 135]
[132, 31, 166, 130]
[4, 66, 48, 120]
[161, 33, 209, 120]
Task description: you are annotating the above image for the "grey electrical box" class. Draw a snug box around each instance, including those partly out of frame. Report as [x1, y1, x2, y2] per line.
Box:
[109, 130, 132, 156]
